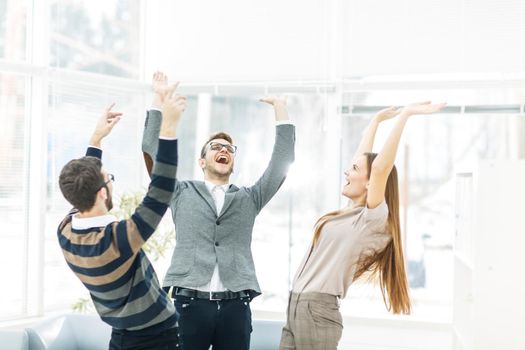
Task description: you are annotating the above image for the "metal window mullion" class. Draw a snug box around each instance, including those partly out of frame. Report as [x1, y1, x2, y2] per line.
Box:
[347, 104, 525, 115]
[193, 94, 212, 177]
[25, 74, 48, 317]
[139, 0, 147, 83]
[137, 0, 149, 189]
[24, 0, 49, 318]
[18, 0, 34, 320]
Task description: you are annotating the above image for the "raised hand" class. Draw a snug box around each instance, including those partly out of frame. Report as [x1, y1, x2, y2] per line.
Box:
[260, 96, 289, 122]
[400, 101, 446, 116]
[373, 106, 401, 123]
[260, 96, 287, 107]
[152, 71, 180, 108]
[90, 103, 123, 147]
[159, 84, 187, 138]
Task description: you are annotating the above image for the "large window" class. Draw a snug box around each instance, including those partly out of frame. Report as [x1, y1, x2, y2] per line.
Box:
[0, 73, 28, 319]
[0, 0, 145, 320]
[0, 0, 27, 61]
[50, 0, 141, 78]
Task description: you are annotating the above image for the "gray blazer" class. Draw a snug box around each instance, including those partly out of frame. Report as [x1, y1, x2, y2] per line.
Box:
[142, 110, 295, 293]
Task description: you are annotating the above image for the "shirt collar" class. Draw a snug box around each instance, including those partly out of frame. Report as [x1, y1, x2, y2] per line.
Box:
[204, 180, 230, 193]
[72, 213, 118, 230]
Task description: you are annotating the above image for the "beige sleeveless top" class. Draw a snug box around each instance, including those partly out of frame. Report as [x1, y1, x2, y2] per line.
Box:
[292, 200, 391, 298]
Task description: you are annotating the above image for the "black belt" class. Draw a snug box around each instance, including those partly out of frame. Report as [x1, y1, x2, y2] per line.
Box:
[172, 287, 251, 301]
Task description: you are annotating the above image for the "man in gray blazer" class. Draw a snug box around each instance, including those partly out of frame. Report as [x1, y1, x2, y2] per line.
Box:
[142, 72, 295, 350]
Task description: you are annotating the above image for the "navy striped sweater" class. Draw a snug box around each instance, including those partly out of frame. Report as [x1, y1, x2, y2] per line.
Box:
[57, 139, 178, 332]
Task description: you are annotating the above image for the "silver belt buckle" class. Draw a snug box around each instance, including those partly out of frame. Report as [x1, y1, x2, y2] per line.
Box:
[209, 291, 221, 301]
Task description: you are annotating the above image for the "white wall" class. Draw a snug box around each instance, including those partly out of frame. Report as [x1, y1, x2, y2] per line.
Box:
[144, 0, 525, 82]
[144, 0, 334, 82]
[453, 161, 525, 350]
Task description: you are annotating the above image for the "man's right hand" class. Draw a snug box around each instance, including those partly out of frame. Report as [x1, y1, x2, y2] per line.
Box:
[152, 71, 176, 109]
[159, 84, 187, 138]
[260, 96, 289, 122]
[89, 103, 122, 148]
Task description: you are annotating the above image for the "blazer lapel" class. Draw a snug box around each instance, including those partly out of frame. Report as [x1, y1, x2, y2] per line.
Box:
[193, 181, 218, 215]
[218, 184, 239, 218]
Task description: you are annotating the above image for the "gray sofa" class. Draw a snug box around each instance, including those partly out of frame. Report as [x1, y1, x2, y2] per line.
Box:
[26, 314, 110, 350]
[19, 314, 284, 350]
[0, 329, 29, 350]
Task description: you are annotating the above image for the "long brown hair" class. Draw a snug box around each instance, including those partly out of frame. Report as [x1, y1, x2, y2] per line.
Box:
[311, 152, 411, 314]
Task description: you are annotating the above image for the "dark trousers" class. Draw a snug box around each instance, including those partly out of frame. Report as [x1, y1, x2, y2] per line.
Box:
[173, 294, 252, 350]
[109, 326, 180, 350]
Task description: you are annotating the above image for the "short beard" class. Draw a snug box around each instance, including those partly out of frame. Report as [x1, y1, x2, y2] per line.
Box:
[104, 185, 113, 211]
[205, 163, 233, 180]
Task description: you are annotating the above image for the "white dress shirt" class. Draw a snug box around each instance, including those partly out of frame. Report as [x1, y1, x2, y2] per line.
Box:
[194, 180, 230, 292]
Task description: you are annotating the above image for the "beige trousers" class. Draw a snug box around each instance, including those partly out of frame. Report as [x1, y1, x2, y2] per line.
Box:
[279, 292, 343, 350]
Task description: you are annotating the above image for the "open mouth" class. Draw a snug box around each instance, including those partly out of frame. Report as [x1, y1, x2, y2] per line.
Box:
[215, 154, 230, 165]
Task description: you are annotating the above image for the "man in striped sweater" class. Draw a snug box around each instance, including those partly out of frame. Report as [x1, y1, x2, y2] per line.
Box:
[57, 85, 186, 350]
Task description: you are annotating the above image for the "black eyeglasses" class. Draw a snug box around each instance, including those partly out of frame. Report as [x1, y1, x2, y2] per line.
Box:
[96, 173, 115, 193]
[208, 142, 237, 154]
[105, 173, 115, 185]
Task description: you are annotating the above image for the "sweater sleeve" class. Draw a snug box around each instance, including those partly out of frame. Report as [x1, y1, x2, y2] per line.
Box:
[116, 139, 178, 254]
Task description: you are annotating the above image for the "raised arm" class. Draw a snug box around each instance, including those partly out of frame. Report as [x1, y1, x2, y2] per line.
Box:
[260, 96, 290, 122]
[125, 87, 186, 251]
[248, 96, 295, 212]
[367, 101, 446, 209]
[86, 103, 122, 154]
[142, 71, 180, 176]
[85, 103, 122, 158]
[62, 104, 121, 217]
[158, 85, 186, 139]
[352, 106, 400, 162]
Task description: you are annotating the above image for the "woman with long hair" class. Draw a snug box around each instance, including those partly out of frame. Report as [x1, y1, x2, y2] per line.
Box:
[279, 101, 445, 350]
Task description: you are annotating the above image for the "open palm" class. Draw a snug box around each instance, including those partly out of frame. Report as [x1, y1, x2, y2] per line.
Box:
[402, 101, 446, 116]
[374, 106, 401, 122]
[260, 96, 287, 106]
[152, 71, 178, 102]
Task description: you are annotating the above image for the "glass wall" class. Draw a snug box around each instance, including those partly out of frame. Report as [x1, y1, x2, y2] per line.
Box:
[0, 73, 28, 319]
[0, 0, 27, 61]
[50, 0, 141, 78]
[0, 0, 146, 320]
